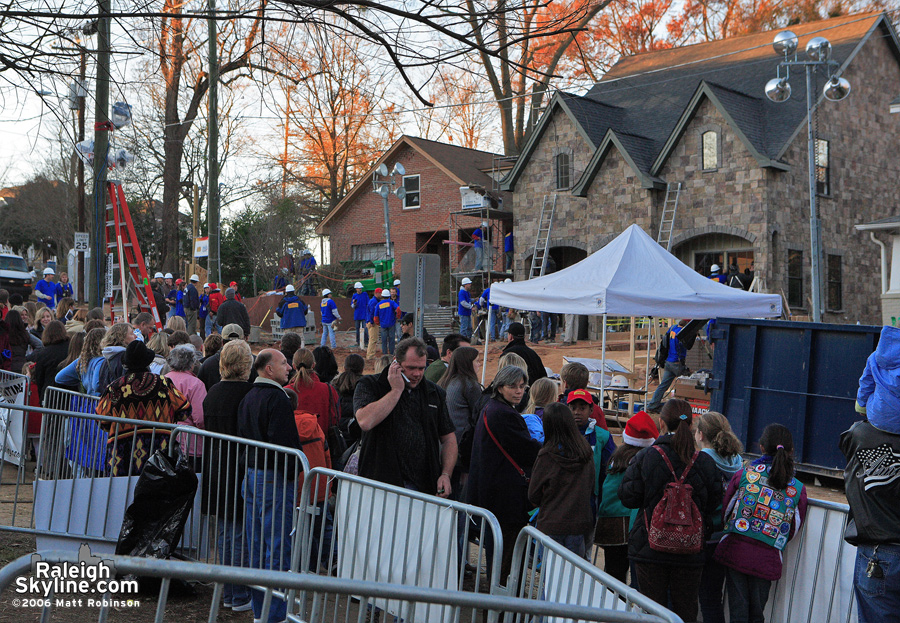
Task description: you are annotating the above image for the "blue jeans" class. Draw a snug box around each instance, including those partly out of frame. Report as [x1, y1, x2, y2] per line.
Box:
[244, 469, 295, 623]
[647, 361, 686, 412]
[529, 312, 542, 342]
[321, 322, 336, 349]
[459, 315, 472, 339]
[474, 245, 484, 271]
[488, 309, 500, 340]
[855, 543, 900, 623]
[216, 516, 251, 606]
[547, 534, 586, 559]
[354, 320, 368, 346]
[699, 542, 727, 623]
[725, 568, 771, 623]
[542, 312, 557, 341]
[381, 324, 396, 355]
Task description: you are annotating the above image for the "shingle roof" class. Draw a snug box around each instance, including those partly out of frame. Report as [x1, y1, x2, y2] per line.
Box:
[405, 136, 502, 188]
[583, 12, 887, 170]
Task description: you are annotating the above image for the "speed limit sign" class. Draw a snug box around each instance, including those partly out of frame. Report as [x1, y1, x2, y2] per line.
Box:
[74, 232, 89, 252]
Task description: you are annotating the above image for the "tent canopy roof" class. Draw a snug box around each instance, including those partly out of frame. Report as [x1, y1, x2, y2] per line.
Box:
[490, 225, 782, 318]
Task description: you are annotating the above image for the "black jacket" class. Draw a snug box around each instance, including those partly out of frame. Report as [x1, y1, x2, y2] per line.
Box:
[237, 380, 303, 473]
[217, 299, 251, 336]
[28, 341, 69, 399]
[466, 396, 541, 525]
[618, 434, 722, 566]
[185, 283, 200, 311]
[203, 380, 253, 519]
[152, 284, 169, 316]
[841, 420, 900, 545]
[502, 338, 547, 386]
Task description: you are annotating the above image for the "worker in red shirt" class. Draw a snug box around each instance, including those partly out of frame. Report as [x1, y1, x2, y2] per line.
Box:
[230, 281, 242, 302]
[208, 282, 225, 334]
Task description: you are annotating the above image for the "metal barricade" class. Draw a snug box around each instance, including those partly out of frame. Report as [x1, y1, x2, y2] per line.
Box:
[0, 370, 29, 480]
[508, 525, 684, 623]
[768, 498, 857, 623]
[294, 467, 504, 623]
[0, 550, 675, 622]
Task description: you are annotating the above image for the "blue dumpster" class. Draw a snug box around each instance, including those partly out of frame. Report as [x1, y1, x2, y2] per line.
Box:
[708, 318, 880, 476]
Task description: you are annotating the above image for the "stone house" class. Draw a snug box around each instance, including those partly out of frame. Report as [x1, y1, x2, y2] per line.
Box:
[503, 11, 900, 328]
[317, 136, 509, 295]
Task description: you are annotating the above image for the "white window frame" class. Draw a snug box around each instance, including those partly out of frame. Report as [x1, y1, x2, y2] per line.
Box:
[402, 175, 420, 210]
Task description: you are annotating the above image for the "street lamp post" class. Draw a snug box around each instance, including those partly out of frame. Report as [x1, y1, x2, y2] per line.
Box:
[372, 163, 408, 259]
[765, 32, 851, 323]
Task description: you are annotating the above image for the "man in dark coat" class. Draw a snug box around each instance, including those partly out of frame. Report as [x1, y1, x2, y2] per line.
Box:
[217, 287, 251, 336]
[185, 274, 201, 335]
[354, 337, 457, 497]
[237, 349, 301, 623]
[501, 322, 547, 385]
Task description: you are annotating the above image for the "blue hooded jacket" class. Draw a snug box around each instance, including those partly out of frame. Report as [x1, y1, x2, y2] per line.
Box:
[277, 294, 308, 328]
[857, 325, 900, 434]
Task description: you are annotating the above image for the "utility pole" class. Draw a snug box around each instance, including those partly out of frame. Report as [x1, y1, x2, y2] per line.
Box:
[282, 84, 292, 198]
[207, 0, 220, 286]
[77, 48, 86, 302]
[192, 183, 199, 277]
[90, 0, 111, 307]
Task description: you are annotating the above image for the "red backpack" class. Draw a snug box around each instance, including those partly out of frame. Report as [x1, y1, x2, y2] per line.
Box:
[645, 446, 704, 554]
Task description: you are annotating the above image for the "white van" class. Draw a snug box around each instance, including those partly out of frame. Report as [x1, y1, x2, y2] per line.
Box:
[0, 253, 33, 298]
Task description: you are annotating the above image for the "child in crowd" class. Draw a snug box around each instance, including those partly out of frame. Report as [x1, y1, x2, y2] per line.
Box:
[567, 389, 616, 529]
[521, 377, 557, 443]
[373, 355, 392, 375]
[528, 402, 595, 557]
[695, 411, 744, 623]
[594, 410, 658, 583]
[715, 424, 807, 623]
[856, 325, 900, 433]
[560, 362, 608, 431]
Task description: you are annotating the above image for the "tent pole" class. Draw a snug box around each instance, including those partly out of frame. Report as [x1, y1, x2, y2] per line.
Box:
[482, 306, 492, 386]
[629, 316, 636, 415]
[645, 316, 652, 399]
[601, 314, 607, 414]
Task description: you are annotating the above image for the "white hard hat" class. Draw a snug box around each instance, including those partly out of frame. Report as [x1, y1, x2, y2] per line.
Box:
[203, 283, 209, 289]
[504, 278, 512, 283]
[393, 279, 401, 286]
[164, 273, 173, 279]
[379, 288, 389, 296]
[461, 277, 472, 285]
[354, 282, 364, 289]
[285, 284, 295, 293]
[710, 264, 720, 273]
[322, 288, 332, 296]
[154, 272, 164, 279]
[190, 274, 199, 282]
[611, 375, 628, 388]
[42, 267, 55, 275]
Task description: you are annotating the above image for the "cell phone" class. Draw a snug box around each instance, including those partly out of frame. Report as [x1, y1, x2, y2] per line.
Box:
[393, 359, 411, 384]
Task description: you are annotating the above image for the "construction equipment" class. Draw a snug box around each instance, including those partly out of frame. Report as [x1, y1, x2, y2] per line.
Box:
[528, 194, 556, 278]
[104, 181, 163, 329]
[657, 182, 681, 251]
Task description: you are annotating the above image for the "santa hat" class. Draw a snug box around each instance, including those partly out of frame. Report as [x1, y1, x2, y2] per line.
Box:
[623, 411, 659, 447]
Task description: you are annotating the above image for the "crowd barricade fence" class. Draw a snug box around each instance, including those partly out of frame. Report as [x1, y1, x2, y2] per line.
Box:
[509, 525, 684, 623]
[0, 370, 30, 484]
[294, 467, 504, 623]
[0, 550, 685, 623]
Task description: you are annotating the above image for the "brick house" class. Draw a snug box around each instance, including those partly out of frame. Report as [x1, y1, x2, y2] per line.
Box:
[316, 136, 509, 295]
[502, 11, 900, 329]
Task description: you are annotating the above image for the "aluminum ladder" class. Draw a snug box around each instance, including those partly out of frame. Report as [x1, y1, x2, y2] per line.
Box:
[657, 182, 681, 251]
[104, 180, 163, 329]
[528, 194, 556, 278]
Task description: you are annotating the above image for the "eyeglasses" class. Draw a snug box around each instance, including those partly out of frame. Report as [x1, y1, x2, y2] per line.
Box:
[506, 383, 529, 392]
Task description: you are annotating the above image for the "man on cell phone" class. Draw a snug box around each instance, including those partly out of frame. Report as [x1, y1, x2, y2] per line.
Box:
[354, 337, 457, 498]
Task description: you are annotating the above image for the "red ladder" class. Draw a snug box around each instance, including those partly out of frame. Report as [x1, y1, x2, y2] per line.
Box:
[104, 181, 163, 329]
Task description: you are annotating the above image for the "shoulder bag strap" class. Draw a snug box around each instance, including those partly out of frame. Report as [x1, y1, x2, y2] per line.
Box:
[654, 446, 700, 484]
[653, 445, 678, 480]
[484, 414, 528, 482]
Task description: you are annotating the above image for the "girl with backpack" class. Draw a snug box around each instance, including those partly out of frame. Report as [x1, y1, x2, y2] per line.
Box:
[619, 399, 722, 622]
[527, 402, 595, 557]
[695, 411, 744, 623]
[714, 424, 807, 623]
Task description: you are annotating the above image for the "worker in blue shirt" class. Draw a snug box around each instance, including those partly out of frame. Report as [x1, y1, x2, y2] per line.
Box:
[56, 272, 74, 301]
[646, 319, 694, 412]
[351, 282, 369, 349]
[376, 292, 399, 355]
[708, 263, 727, 283]
[34, 268, 58, 309]
[479, 281, 501, 341]
[277, 284, 308, 346]
[504, 231, 514, 272]
[458, 277, 477, 339]
[299, 250, 317, 296]
[199, 284, 210, 336]
[273, 268, 288, 292]
[173, 279, 186, 317]
[366, 289, 383, 360]
[472, 228, 484, 270]
[319, 288, 341, 349]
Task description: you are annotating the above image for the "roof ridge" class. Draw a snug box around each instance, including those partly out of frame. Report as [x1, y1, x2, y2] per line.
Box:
[703, 80, 764, 100]
[404, 135, 503, 158]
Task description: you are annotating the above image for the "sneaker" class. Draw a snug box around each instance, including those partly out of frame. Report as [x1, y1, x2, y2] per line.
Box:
[232, 600, 253, 612]
[223, 601, 233, 608]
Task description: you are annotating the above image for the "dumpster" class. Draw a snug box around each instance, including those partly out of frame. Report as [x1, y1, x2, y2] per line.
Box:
[708, 318, 880, 477]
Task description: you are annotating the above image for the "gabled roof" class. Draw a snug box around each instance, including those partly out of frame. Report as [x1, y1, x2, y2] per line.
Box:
[571, 129, 664, 195]
[514, 12, 899, 194]
[317, 136, 505, 233]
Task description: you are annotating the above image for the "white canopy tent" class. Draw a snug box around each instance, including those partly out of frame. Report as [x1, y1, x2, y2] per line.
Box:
[481, 224, 782, 393]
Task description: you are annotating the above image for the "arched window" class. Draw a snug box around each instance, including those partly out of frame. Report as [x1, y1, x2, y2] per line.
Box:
[555, 153, 571, 189]
[702, 131, 718, 171]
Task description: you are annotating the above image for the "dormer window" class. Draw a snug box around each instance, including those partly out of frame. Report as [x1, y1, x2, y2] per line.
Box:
[702, 131, 718, 171]
[555, 153, 571, 189]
